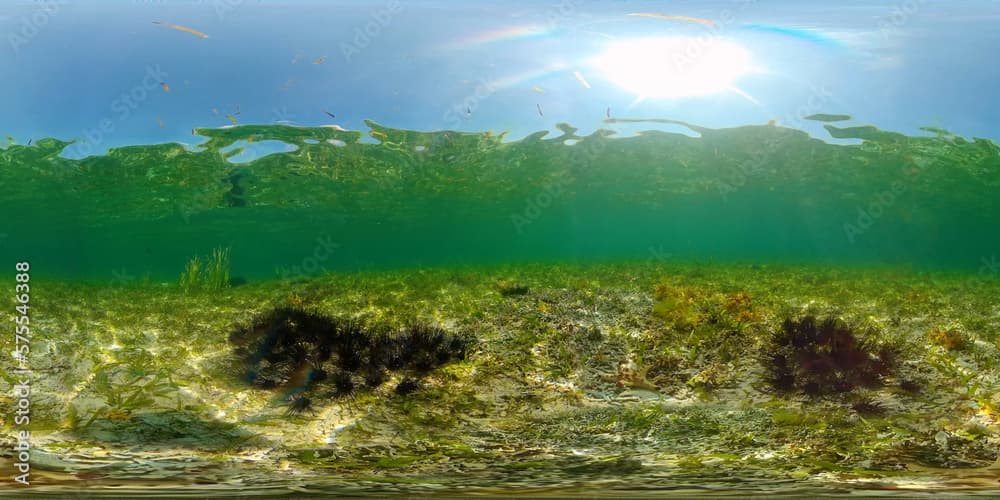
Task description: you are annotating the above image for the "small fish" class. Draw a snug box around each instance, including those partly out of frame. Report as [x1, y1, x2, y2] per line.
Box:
[27, 139, 32, 146]
[234, 104, 241, 115]
[226, 114, 238, 124]
[160, 82, 170, 92]
[627, 13, 716, 28]
[536, 103, 543, 117]
[5, 136, 13, 142]
[532, 86, 546, 93]
[323, 110, 335, 119]
[573, 71, 591, 89]
[152, 21, 209, 38]
[313, 56, 326, 65]
[156, 117, 165, 128]
[606, 107, 611, 118]
[466, 107, 471, 116]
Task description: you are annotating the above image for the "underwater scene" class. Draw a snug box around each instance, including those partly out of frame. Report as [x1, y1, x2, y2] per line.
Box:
[2, 0, 1000, 497]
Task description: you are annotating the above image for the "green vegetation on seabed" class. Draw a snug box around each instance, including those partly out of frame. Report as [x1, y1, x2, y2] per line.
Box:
[1, 262, 998, 494]
[179, 246, 232, 292]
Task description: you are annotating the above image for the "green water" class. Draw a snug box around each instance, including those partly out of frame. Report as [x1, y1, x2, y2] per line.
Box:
[2, 120, 1000, 496]
[2, 119, 997, 281]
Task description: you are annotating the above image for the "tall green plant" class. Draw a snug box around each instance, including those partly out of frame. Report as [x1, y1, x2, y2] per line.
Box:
[179, 255, 202, 293]
[206, 246, 231, 290]
[179, 246, 231, 292]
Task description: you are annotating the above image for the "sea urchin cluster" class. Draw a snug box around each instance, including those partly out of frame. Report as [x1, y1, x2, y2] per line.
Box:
[229, 307, 471, 413]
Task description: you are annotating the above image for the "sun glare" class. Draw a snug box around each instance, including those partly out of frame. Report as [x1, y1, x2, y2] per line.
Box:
[589, 37, 755, 101]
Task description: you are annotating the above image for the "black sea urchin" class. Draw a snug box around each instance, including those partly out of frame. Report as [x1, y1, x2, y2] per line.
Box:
[229, 307, 337, 389]
[399, 323, 470, 373]
[765, 316, 897, 395]
[330, 371, 356, 400]
[394, 378, 420, 396]
[286, 395, 315, 416]
[231, 306, 473, 414]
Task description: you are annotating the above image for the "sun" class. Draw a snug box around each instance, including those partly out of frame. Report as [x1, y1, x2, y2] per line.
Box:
[589, 37, 756, 102]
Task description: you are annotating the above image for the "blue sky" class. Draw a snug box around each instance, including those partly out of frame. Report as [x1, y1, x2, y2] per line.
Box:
[2, 0, 999, 159]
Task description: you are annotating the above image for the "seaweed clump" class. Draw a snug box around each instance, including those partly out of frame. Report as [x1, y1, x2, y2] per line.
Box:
[928, 327, 965, 350]
[765, 316, 896, 395]
[229, 307, 472, 412]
